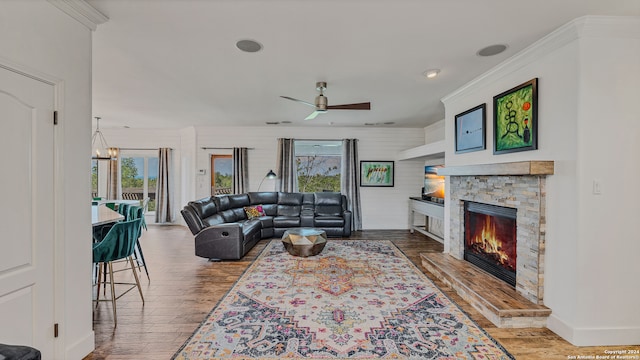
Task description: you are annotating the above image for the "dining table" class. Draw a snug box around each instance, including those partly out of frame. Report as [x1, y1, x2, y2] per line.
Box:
[91, 204, 124, 226]
[94, 199, 141, 207]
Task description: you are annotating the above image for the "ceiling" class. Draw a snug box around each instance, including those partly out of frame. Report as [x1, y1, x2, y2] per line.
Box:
[88, 0, 639, 129]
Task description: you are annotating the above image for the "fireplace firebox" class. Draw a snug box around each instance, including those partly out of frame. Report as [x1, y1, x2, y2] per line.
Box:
[464, 201, 517, 287]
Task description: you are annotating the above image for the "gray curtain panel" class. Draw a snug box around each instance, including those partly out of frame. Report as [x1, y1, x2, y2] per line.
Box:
[276, 138, 297, 192]
[106, 147, 120, 200]
[232, 147, 248, 194]
[155, 147, 173, 223]
[341, 139, 362, 231]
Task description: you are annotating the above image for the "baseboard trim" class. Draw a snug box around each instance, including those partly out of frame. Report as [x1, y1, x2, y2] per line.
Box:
[65, 331, 95, 360]
[548, 314, 640, 346]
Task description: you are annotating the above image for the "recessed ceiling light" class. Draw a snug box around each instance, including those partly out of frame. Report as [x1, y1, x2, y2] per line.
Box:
[477, 44, 508, 57]
[236, 39, 263, 53]
[423, 69, 440, 79]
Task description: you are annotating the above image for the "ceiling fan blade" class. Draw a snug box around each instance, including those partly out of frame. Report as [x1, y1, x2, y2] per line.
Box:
[326, 102, 371, 110]
[280, 96, 316, 108]
[304, 111, 323, 120]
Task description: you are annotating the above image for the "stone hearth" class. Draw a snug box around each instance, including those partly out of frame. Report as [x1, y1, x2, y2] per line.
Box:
[427, 161, 553, 328]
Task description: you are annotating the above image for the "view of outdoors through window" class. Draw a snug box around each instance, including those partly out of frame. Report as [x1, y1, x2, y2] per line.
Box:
[211, 155, 233, 195]
[295, 140, 342, 192]
[121, 155, 158, 211]
[91, 159, 98, 198]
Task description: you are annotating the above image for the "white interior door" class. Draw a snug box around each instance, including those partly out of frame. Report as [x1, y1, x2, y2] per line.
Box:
[0, 66, 55, 356]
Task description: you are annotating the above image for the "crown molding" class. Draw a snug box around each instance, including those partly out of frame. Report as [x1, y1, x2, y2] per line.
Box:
[441, 16, 640, 105]
[48, 0, 108, 31]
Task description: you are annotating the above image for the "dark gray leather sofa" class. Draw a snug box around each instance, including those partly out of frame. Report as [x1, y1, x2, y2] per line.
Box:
[181, 192, 352, 260]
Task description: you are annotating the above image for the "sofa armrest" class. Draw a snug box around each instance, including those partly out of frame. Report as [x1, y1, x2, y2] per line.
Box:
[181, 206, 204, 235]
[342, 210, 352, 237]
[194, 223, 243, 259]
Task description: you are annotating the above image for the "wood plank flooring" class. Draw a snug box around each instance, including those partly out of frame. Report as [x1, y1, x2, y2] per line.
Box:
[84, 226, 639, 359]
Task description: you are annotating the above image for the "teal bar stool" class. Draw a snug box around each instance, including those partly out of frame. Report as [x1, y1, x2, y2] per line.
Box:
[93, 218, 145, 327]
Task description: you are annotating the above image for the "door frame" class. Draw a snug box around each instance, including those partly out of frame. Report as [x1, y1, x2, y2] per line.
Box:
[0, 57, 66, 359]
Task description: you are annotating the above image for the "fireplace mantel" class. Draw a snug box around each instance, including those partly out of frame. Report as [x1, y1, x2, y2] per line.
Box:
[437, 160, 554, 176]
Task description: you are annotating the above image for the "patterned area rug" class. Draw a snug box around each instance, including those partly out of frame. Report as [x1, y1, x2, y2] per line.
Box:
[173, 240, 514, 359]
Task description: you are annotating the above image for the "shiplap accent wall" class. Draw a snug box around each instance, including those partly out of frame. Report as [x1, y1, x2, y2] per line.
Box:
[194, 126, 426, 230]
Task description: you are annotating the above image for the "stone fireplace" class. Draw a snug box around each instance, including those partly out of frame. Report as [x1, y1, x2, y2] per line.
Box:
[464, 201, 517, 287]
[441, 161, 553, 305]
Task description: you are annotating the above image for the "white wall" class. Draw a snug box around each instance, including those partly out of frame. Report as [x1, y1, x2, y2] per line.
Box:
[194, 126, 426, 229]
[0, 1, 95, 358]
[441, 16, 640, 346]
[572, 21, 640, 345]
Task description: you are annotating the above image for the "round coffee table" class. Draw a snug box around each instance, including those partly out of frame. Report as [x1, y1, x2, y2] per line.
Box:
[281, 228, 327, 257]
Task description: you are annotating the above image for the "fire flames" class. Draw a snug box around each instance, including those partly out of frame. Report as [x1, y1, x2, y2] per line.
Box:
[470, 215, 510, 266]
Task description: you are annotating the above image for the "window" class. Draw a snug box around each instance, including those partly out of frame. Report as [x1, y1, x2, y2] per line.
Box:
[294, 140, 342, 192]
[91, 159, 98, 198]
[211, 155, 232, 195]
[120, 152, 158, 212]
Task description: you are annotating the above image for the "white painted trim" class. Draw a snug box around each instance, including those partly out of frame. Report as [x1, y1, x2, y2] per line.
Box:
[441, 15, 640, 106]
[547, 314, 640, 346]
[547, 314, 576, 345]
[572, 327, 640, 347]
[0, 55, 70, 360]
[65, 332, 95, 360]
[47, 0, 108, 31]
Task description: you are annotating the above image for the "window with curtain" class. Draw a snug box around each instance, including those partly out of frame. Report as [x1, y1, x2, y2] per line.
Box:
[120, 151, 158, 212]
[211, 154, 233, 195]
[294, 140, 342, 192]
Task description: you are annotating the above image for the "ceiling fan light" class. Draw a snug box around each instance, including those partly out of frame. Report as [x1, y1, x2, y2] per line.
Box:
[423, 69, 440, 79]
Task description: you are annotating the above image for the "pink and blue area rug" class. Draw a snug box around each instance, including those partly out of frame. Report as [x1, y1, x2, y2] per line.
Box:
[173, 240, 514, 359]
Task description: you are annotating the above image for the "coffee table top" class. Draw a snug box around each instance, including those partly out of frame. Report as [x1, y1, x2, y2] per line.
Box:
[283, 228, 326, 236]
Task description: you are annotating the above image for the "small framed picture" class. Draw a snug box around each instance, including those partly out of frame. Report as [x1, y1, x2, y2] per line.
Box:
[360, 161, 394, 187]
[455, 103, 486, 153]
[493, 78, 538, 154]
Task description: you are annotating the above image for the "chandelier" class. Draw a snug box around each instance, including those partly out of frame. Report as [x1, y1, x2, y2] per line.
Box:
[91, 117, 116, 160]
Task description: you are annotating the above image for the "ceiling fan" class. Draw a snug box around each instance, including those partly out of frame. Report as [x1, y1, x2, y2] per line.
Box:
[281, 82, 371, 120]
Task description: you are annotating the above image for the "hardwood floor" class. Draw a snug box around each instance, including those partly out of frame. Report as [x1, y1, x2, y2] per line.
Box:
[85, 226, 638, 359]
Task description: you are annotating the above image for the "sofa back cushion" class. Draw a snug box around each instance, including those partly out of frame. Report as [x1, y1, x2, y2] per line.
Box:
[227, 194, 250, 208]
[248, 192, 278, 205]
[248, 192, 278, 216]
[189, 197, 217, 219]
[314, 192, 344, 216]
[214, 194, 249, 223]
[277, 192, 303, 217]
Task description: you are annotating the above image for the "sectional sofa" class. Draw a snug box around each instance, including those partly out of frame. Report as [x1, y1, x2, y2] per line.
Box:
[180, 191, 352, 260]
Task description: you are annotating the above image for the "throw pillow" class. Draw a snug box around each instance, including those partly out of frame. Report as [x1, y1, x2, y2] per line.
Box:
[244, 205, 266, 219]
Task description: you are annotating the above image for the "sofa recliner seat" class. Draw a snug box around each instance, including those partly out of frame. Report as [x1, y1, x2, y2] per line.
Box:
[181, 191, 352, 260]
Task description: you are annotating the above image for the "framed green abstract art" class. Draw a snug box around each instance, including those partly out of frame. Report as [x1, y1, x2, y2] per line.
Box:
[360, 161, 394, 187]
[493, 78, 538, 154]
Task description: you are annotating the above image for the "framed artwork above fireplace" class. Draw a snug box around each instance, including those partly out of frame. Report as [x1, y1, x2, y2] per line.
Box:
[493, 78, 538, 154]
[455, 103, 486, 153]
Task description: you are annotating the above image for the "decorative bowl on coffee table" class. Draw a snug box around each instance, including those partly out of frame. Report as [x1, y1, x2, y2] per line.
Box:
[281, 228, 327, 257]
